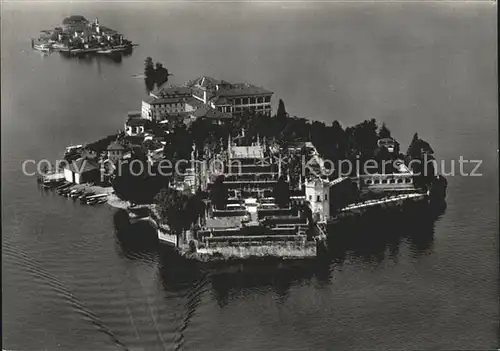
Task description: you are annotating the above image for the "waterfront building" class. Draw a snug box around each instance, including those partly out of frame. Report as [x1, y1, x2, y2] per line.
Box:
[351, 159, 415, 193]
[63, 157, 100, 184]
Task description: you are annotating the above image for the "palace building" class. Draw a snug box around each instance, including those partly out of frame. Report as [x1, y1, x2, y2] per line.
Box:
[141, 76, 273, 121]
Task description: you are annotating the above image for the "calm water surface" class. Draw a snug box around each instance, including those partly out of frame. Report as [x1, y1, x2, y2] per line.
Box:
[2, 2, 498, 350]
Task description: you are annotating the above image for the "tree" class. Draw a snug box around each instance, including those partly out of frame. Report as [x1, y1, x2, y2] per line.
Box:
[273, 176, 290, 208]
[156, 64, 172, 87]
[144, 57, 155, 93]
[276, 99, 287, 120]
[154, 188, 189, 234]
[406, 133, 419, 159]
[378, 123, 392, 139]
[210, 175, 228, 210]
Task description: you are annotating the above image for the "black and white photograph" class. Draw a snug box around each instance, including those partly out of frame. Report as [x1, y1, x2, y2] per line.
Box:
[1, 0, 498, 350]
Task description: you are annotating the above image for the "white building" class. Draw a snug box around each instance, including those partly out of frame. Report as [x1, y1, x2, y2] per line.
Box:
[63, 158, 100, 184]
[188, 76, 273, 116]
[305, 178, 330, 223]
[141, 76, 274, 122]
[141, 96, 186, 121]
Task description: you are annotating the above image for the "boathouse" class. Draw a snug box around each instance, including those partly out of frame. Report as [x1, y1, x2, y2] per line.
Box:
[63, 157, 100, 184]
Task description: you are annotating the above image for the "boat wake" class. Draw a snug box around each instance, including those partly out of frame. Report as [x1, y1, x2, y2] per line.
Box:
[3, 241, 130, 350]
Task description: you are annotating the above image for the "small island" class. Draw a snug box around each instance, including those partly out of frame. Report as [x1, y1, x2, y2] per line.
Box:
[31, 15, 134, 55]
[37, 72, 447, 262]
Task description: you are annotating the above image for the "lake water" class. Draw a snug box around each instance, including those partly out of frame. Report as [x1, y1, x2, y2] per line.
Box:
[2, 2, 498, 350]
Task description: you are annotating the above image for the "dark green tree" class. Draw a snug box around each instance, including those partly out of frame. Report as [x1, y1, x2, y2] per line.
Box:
[273, 176, 290, 208]
[276, 99, 287, 120]
[210, 175, 228, 210]
[378, 123, 392, 139]
[144, 57, 155, 93]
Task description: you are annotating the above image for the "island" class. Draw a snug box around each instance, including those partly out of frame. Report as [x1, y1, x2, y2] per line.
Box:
[37, 73, 447, 262]
[31, 15, 134, 55]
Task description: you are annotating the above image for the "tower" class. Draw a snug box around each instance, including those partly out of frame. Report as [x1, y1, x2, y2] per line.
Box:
[305, 178, 330, 223]
[95, 17, 100, 34]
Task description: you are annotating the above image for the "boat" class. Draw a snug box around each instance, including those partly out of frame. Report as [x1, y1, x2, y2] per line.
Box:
[55, 182, 71, 190]
[58, 188, 72, 196]
[97, 48, 113, 54]
[33, 42, 52, 53]
[42, 177, 65, 189]
[52, 42, 69, 51]
[70, 189, 85, 199]
[86, 193, 108, 205]
[78, 191, 95, 202]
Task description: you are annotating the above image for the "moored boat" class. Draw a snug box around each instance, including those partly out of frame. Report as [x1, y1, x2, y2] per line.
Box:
[33, 42, 52, 53]
[86, 193, 108, 205]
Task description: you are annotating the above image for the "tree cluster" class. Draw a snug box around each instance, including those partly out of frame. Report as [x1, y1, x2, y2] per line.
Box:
[154, 188, 204, 234]
[405, 133, 436, 188]
[144, 57, 172, 93]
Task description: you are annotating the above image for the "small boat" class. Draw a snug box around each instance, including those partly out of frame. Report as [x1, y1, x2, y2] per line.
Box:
[58, 188, 72, 196]
[33, 43, 52, 53]
[96, 197, 108, 204]
[86, 193, 108, 205]
[79, 191, 95, 201]
[42, 178, 65, 189]
[70, 189, 85, 199]
[97, 48, 113, 54]
[52, 42, 68, 51]
[55, 182, 72, 191]
[87, 197, 107, 205]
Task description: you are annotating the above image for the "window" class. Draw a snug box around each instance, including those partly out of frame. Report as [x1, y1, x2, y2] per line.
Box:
[317, 195, 320, 202]
[325, 194, 328, 201]
[258, 97, 263, 103]
[265, 96, 271, 103]
[250, 97, 256, 104]
[242, 98, 249, 105]
[235, 98, 241, 105]
[309, 195, 312, 201]
[397, 178, 403, 184]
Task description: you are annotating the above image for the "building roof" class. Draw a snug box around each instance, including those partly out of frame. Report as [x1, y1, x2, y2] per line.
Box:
[185, 97, 205, 108]
[210, 96, 230, 106]
[217, 83, 272, 97]
[152, 86, 192, 98]
[99, 26, 118, 35]
[65, 157, 99, 174]
[144, 96, 185, 105]
[190, 76, 221, 89]
[107, 141, 125, 151]
[127, 111, 142, 118]
[377, 137, 398, 147]
[191, 106, 232, 120]
[230, 145, 264, 159]
[126, 118, 148, 126]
